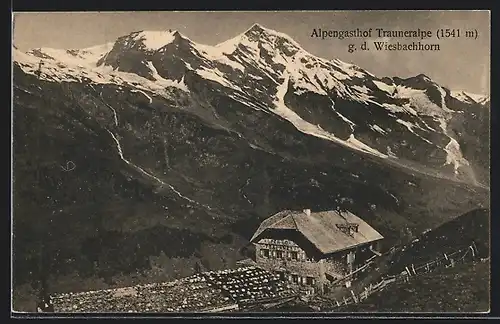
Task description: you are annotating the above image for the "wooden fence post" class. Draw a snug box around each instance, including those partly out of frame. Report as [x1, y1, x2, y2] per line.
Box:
[472, 241, 479, 256]
[405, 266, 412, 276]
[469, 245, 476, 258]
[351, 290, 358, 303]
[464, 249, 470, 263]
[343, 297, 348, 305]
[411, 264, 417, 275]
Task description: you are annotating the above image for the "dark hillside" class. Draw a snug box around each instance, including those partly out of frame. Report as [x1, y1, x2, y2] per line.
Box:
[338, 259, 490, 313]
[387, 208, 489, 276]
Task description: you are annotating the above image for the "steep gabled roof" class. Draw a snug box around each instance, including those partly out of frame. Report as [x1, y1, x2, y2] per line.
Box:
[250, 209, 383, 255]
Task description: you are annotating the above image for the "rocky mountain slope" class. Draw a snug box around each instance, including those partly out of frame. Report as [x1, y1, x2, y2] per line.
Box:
[12, 24, 489, 301]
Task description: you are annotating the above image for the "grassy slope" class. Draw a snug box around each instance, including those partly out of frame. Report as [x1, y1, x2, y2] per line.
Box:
[334, 208, 491, 313]
[338, 260, 490, 313]
[386, 208, 490, 276]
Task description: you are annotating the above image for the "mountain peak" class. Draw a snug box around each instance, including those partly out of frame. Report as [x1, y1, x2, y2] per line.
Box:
[451, 90, 490, 105]
[246, 23, 265, 33]
[239, 23, 304, 54]
[415, 73, 432, 81]
[393, 73, 434, 87]
[127, 30, 178, 51]
[243, 23, 287, 38]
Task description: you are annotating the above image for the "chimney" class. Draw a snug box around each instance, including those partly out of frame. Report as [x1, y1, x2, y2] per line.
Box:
[303, 209, 311, 217]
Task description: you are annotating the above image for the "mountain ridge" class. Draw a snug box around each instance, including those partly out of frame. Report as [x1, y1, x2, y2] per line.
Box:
[16, 24, 489, 98]
[14, 25, 489, 188]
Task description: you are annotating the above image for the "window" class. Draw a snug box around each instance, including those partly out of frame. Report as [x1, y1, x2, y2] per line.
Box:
[276, 250, 283, 259]
[261, 249, 270, 258]
[292, 275, 298, 283]
[336, 223, 359, 236]
[306, 277, 315, 285]
[290, 251, 298, 260]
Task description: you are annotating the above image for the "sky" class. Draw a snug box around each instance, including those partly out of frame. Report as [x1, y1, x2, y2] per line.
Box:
[12, 11, 490, 94]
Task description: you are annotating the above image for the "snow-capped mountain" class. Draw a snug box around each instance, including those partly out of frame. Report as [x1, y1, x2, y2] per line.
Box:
[14, 24, 489, 184]
[12, 24, 489, 291]
[450, 90, 490, 106]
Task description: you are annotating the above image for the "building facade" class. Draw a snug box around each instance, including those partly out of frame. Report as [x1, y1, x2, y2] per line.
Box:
[250, 209, 383, 293]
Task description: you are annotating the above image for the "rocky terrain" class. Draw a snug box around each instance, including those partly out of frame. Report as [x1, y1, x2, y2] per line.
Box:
[50, 266, 293, 313]
[12, 24, 489, 311]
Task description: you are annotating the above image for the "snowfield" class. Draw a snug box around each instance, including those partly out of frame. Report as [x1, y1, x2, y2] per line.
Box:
[450, 90, 489, 105]
[271, 72, 388, 158]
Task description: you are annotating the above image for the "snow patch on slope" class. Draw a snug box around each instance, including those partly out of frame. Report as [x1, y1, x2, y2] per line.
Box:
[436, 118, 470, 174]
[74, 43, 114, 64]
[370, 124, 387, 135]
[396, 119, 433, 144]
[330, 100, 356, 131]
[394, 85, 452, 117]
[197, 43, 245, 72]
[15, 49, 189, 96]
[352, 85, 370, 94]
[380, 103, 409, 114]
[288, 62, 328, 96]
[372, 80, 395, 94]
[331, 59, 366, 78]
[27, 44, 113, 68]
[271, 72, 387, 158]
[13, 48, 40, 65]
[444, 137, 470, 174]
[131, 89, 153, 104]
[145, 61, 190, 92]
[248, 73, 263, 80]
[346, 134, 386, 156]
[196, 67, 243, 92]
